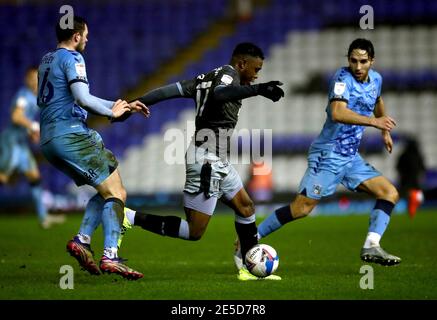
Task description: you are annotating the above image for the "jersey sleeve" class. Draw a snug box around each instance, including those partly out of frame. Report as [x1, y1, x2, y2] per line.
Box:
[376, 73, 382, 100]
[179, 65, 239, 98]
[63, 53, 89, 86]
[136, 82, 185, 106]
[179, 78, 197, 98]
[217, 66, 239, 87]
[328, 70, 352, 103]
[11, 91, 28, 110]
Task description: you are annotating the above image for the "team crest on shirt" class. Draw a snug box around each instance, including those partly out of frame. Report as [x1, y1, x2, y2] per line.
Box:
[313, 184, 322, 195]
[333, 82, 346, 95]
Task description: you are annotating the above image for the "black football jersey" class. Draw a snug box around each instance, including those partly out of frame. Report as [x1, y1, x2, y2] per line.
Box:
[179, 65, 242, 156]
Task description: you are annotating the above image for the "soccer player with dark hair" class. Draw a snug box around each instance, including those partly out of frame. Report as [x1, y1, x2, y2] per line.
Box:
[118, 42, 284, 280]
[0, 66, 65, 229]
[235, 38, 401, 268]
[37, 16, 149, 279]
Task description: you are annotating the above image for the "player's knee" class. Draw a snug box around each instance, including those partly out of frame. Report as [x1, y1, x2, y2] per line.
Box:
[119, 188, 127, 203]
[106, 187, 127, 203]
[188, 231, 204, 241]
[188, 224, 206, 241]
[189, 234, 202, 241]
[379, 185, 399, 204]
[292, 200, 315, 218]
[240, 200, 255, 218]
[294, 210, 310, 219]
[388, 187, 400, 204]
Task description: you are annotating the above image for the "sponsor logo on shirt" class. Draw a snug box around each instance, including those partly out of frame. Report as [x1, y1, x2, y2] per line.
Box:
[220, 74, 233, 85]
[333, 82, 346, 95]
[75, 63, 86, 77]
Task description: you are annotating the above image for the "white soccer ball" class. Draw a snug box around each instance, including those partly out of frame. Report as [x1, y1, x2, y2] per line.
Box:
[245, 244, 279, 277]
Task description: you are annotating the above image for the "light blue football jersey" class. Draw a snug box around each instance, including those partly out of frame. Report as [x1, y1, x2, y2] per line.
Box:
[311, 67, 382, 158]
[37, 48, 90, 144]
[5, 87, 39, 144]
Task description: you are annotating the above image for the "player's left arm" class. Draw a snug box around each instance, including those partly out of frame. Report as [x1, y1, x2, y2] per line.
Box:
[373, 96, 394, 153]
[214, 80, 284, 102]
[113, 82, 189, 123]
[11, 100, 40, 143]
[11, 105, 36, 131]
[136, 82, 189, 106]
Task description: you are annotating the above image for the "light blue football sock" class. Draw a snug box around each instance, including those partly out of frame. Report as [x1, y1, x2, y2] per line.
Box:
[30, 183, 47, 223]
[368, 209, 391, 236]
[101, 198, 124, 252]
[257, 211, 282, 239]
[79, 193, 104, 237]
[257, 205, 293, 239]
[368, 199, 395, 237]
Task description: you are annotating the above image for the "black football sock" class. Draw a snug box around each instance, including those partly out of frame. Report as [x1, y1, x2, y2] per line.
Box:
[235, 220, 258, 264]
[134, 212, 182, 238]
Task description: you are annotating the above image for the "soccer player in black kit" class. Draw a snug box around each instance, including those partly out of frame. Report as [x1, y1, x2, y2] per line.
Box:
[120, 42, 284, 280]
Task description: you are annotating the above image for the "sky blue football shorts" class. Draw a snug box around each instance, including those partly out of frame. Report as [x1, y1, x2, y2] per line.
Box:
[41, 129, 118, 187]
[298, 149, 381, 200]
[0, 141, 37, 175]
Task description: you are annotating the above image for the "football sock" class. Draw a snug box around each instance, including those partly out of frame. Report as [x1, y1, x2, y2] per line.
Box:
[29, 181, 47, 223]
[134, 212, 189, 239]
[235, 214, 258, 263]
[363, 232, 381, 248]
[178, 219, 190, 240]
[103, 247, 118, 259]
[257, 205, 294, 239]
[79, 193, 104, 238]
[364, 199, 394, 248]
[77, 232, 91, 245]
[124, 207, 136, 225]
[101, 197, 124, 250]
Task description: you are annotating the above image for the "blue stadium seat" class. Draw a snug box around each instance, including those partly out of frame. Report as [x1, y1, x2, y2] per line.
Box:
[1, 0, 435, 197]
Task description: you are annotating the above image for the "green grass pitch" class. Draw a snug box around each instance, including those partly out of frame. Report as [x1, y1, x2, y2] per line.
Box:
[0, 209, 436, 300]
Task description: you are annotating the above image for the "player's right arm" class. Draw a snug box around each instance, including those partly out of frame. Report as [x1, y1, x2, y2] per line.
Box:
[70, 82, 130, 119]
[330, 100, 396, 131]
[11, 99, 39, 133]
[63, 53, 130, 120]
[11, 105, 40, 144]
[134, 70, 285, 106]
[328, 70, 395, 131]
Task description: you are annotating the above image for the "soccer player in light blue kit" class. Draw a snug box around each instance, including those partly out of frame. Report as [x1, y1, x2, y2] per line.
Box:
[37, 16, 149, 279]
[0, 67, 65, 229]
[236, 38, 401, 268]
